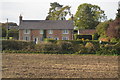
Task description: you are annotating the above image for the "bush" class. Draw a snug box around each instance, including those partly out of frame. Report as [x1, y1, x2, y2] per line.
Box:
[96, 43, 120, 55]
[35, 42, 60, 53]
[44, 38, 56, 43]
[57, 41, 74, 54]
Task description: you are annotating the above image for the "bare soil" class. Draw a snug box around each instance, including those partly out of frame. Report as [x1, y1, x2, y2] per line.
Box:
[2, 53, 119, 78]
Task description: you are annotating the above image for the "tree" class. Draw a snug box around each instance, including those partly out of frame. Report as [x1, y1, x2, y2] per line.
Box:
[74, 3, 107, 29]
[8, 29, 19, 39]
[2, 27, 6, 37]
[96, 20, 110, 37]
[46, 2, 71, 20]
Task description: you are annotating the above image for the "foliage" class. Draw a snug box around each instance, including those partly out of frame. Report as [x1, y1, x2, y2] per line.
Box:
[2, 40, 35, 50]
[110, 38, 120, 42]
[2, 27, 6, 37]
[8, 29, 19, 39]
[2, 40, 119, 55]
[96, 20, 110, 38]
[74, 3, 106, 29]
[57, 41, 74, 54]
[93, 33, 99, 40]
[35, 42, 60, 53]
[46, 2, 71, 20]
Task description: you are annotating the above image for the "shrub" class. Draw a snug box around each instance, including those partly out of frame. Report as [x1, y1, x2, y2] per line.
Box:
[57, 41, 74, 54]
[96, 43, 120, 55]
[44, 38, 56, 43]
[35, 42, 60, 52]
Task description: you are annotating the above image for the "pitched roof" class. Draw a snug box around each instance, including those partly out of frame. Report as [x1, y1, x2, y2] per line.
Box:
[79, 29, 96, 35]
[19, 20, 74, 29]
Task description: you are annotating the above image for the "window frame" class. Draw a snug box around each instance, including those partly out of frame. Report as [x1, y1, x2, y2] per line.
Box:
[24, 29, 30, 34]
[40, 30, 44, 34]
[62, 37, 69, 40]
[48, 30, 53, 34]
[62, 29, 69, 34]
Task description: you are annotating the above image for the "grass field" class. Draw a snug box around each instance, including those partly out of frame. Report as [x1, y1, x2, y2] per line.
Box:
[2, 53, 119, 78]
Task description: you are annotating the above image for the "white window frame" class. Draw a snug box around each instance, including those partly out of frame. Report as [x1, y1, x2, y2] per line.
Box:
[48, 30, 53, 34]
[24, 36, 30, 41]
[40, 30, 44, 34]
[63, 30, 69, 34]
[62, 37, 69, 40]
[24, 29, 30, 34]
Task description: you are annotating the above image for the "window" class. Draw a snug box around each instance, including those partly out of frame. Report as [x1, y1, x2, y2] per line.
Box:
[48, 30, 53, 34]
[40, 30, 44, 34]
[24, 29, 30, 34]
[63, 30, 69, 34]
[54, 37, 59, 40]
[24, 36, 29, 41]
[62, 37, 69, 40]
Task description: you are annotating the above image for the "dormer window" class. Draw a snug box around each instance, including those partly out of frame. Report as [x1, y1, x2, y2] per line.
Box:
[24, 29, 30, 34]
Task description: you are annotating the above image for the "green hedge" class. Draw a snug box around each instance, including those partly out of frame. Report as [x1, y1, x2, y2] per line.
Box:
[2, 40, 120, 55]
[2, 40, 35, 50]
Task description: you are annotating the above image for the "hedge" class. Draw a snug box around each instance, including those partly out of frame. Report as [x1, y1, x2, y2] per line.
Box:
[2, 40, 35, 50]
[2, 40, 119, 55]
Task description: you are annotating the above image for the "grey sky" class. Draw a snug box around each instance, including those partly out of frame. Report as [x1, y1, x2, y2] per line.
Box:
[0, 0, 119, 25]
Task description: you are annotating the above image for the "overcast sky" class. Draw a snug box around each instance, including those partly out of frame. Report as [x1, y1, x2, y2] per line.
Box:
[0, 0, 120, 25]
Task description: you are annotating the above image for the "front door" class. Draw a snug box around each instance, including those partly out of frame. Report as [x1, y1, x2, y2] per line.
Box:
[34, 37, 39, 44]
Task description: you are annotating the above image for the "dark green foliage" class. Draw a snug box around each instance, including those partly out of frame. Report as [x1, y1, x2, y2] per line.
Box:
[96, 21, 109, 37]
[2, 27, 6, 37]
[2, 40, 119, 55]
[8, 29, 19, 39]
[44, 38, 56, 43]
[96, 42, 120, 55]
[2, 40, 35, 50]
[46, 2, 71, 20]
[35, 42, 60, 52]
[57, 41, 74, 54]
[93, 33, 99, 40]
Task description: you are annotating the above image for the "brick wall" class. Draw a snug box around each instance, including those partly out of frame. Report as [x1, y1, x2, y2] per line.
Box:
[19, 29, 73, 41]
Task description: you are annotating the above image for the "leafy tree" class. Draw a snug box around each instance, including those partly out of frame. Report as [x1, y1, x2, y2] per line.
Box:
[8, 29, 19, 39]
[46, 2, 71, 20]
[74, 3, 107, 29]
[96, 20, 110, 37]
[2, 27, 6, 37]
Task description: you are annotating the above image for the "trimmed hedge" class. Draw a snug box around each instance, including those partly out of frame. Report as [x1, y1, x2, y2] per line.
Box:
[2, 40, 119, 55]
[2, 40, 35, 50]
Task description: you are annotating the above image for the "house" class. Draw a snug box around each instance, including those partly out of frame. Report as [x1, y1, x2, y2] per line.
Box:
[19, 15, 74, 42]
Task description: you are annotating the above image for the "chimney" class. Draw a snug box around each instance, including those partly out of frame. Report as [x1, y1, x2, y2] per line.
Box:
[19, 14, 22, 25]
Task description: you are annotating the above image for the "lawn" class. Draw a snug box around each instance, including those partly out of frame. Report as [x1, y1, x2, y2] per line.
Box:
[2, 53, 119, 78]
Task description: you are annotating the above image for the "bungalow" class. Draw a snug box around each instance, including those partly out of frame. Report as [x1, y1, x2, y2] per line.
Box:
[19, 15, 74, 43]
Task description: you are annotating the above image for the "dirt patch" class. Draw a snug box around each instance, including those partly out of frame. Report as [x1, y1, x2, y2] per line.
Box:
[2, 53, 119, 78]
